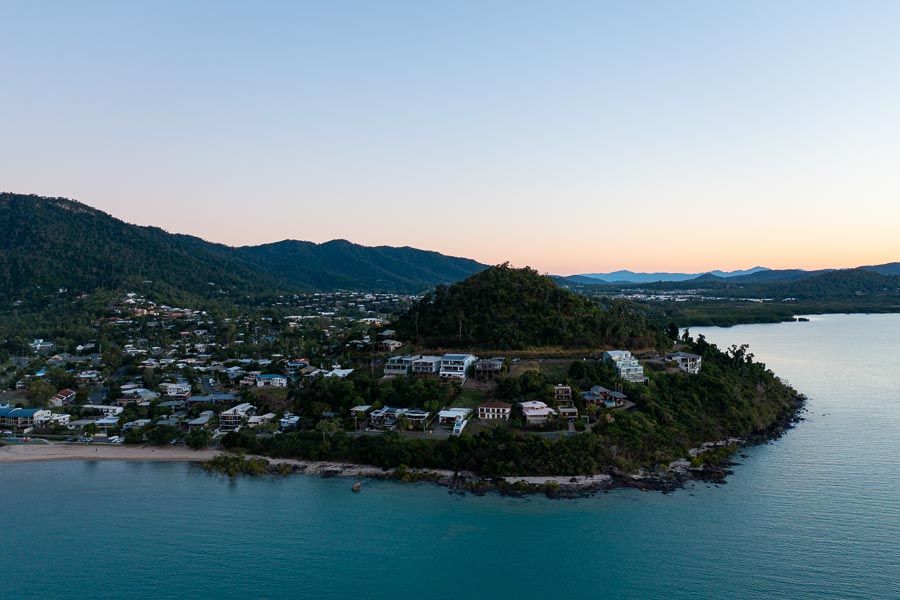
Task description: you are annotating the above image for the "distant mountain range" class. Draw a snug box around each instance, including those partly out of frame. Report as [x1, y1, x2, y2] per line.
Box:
[572, 267, 770, 284]
[3, 192, 898, 303]
[0, 193, 486, 299]
[569, 264, 900, 285]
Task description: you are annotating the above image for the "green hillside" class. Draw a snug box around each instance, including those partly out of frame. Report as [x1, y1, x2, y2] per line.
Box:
[0, 193, 486, 299]
[394, 264, 667, 350]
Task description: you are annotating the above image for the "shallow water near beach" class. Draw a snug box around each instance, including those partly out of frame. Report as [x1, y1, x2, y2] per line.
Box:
[2, 313, 899, 599]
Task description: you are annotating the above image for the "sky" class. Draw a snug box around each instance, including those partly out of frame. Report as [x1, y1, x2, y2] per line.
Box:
[2, 1, 900, 275]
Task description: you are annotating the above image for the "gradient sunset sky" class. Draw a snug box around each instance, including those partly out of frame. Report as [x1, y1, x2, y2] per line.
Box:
[2, 1, 899, 275]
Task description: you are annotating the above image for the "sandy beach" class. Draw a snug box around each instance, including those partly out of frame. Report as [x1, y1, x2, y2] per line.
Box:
[0, 443, 612, 491]
[0, 443, 446, 479]
[0, 443, 220, 463]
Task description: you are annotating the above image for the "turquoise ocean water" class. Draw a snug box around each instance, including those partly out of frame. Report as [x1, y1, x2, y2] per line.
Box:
[2, 313, 898, 599]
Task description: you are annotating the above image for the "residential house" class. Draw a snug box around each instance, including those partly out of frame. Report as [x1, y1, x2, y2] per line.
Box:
[437, 407, 472, 427]
[256, 374, 288, 388]
[553, 384, 572, 403]
[29, 339, 54, 355]
[520, 400, 556, 425]
[668, 351, 702, 374]
[76, 370, 101, 383]
[34, 413, 70, 428]
[602, 350, 645, 383]
[50, 389, 77, 407]
[581, 385, 628, 408]
[439, 354, 477, 380]
[248, 413, 276, 427]
[159, 382, 192, 399]
[279, 413, 300, 430]
[82, 405, 124, 418]
[219, 403, 256, 431]
[324, 368, 354, 378]
[187, 411, 214, 430]
[380, 339, 403, 352]
[411, 355, 442, 375]
[240, 372, 260, 386]
[474, 357, 504, 380]
[557, 402, 579, 421]
[384, 355, 419, 377]
[368, 406, 430, 430]
[122, 419, 152, 432]
[477, 401, 512, 421]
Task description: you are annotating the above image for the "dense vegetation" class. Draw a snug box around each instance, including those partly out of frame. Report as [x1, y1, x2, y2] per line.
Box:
[223, 338, 801, 476]
[394, 264, 667, 350]
[0, 193, 485, 300]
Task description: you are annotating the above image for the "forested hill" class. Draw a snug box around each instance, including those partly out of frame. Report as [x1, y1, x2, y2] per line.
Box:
[0, 193, 485, 299]
[394, 264, 667, 350]
[235, 239, 484, 293]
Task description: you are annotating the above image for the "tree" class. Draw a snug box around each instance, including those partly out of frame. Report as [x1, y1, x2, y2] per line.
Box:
[316, 419, 339, 444]
[142, 367, 158, 390]
[26, 379, 55, 406]
[666, 322, 679, 341]
[186, 428, 212, 450]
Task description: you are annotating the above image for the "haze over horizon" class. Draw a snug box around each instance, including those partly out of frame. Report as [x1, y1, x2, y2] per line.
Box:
[3, 1, 900, 274]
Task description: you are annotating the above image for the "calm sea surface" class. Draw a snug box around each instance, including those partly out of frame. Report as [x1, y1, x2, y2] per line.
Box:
[2, 314, 899, 599]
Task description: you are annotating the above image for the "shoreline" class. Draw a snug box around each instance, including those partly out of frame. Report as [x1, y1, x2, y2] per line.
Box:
[1, 392, 804, 498]
[0, 443, 221, 463]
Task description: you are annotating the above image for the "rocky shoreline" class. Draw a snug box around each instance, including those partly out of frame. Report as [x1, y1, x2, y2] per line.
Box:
[207, 392, 806, 499]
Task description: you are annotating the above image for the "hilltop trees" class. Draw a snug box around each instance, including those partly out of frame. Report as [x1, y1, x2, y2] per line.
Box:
[394, 264, 666, 350]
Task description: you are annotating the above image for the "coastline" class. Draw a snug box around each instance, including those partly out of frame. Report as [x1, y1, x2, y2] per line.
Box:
[0, 443, 221, 463]
[1, 391, 804, 498]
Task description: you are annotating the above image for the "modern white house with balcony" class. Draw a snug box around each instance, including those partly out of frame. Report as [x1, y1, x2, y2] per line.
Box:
[602, 350, 646, 383]
[384, 355, 420, 377]
[411, 355, 442, 375]
[219, 403, 256, 431]
[668, 351, 702, 374]
[439, 354, 477, 380]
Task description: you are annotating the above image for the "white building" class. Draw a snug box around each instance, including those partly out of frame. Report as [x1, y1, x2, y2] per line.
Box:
[520, 400, 557, 424]
[411, 356, 442, 375]
[248, 413, 276, 427]
[219, 403, 256, 431]
[380, 340, 403, 352]
[324, 368, 354, 378]
[159, 382, 192, 398]
[668, 351, 702, 374]
[477, 402, 512, 421]
[439, 354, 477, 380]
[82, 405, 124, 417]
[0, 405, 51, 429]
[384, 355, 420, 377]
[255, 374, 288, 387]
[602, 350, 645, 383]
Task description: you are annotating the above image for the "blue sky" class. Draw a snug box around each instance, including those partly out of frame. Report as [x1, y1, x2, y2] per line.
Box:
[2, 1, 899, 273]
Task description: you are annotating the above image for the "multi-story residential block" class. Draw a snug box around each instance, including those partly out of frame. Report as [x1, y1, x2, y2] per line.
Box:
[439, 353, 477, 380]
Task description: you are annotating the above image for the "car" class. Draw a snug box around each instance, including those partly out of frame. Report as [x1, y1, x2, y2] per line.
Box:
[108, 436, 123, 444]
